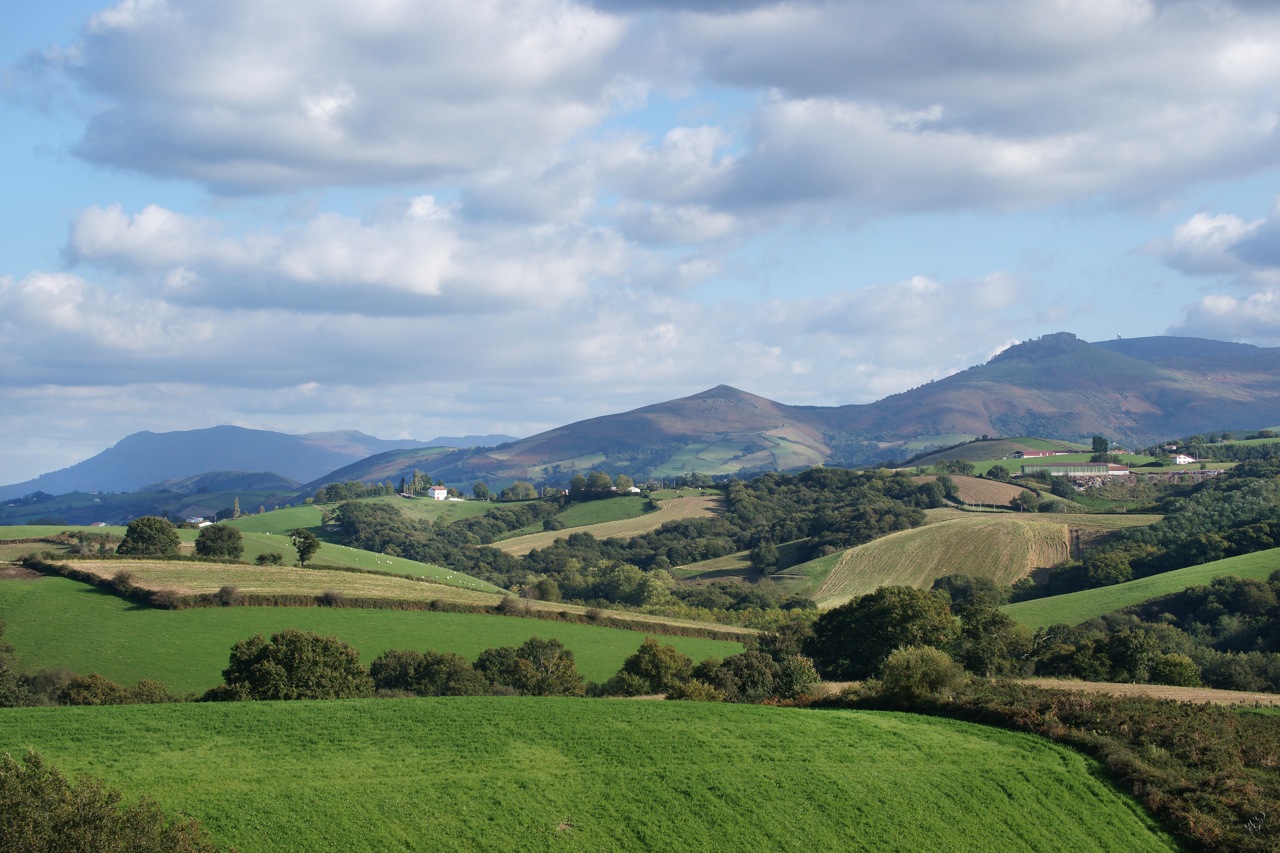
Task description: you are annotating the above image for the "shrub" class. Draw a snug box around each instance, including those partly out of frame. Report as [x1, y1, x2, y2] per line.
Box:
[0, 750, 220, 852]
[879, 646, 968, 703]
[211, 629, 374, 701]
[255, 552, 284, 566]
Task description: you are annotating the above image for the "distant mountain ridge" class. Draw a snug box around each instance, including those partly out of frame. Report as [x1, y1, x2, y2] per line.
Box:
[322, 333, 1280, 488]
[0, 427, 430, 500]
[6, 333, 1279, 497]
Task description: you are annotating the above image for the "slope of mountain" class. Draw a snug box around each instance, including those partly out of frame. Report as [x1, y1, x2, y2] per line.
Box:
[0, 427, 429, 500]
[343, 333, 1280, 488]
[140, 471, 302, 494]
[11, 333, 1280, 497]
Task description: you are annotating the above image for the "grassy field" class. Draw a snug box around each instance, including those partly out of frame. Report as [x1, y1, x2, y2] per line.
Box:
[0, 699, 1176, 852]
[349, 494, 494, 526]
[60, 559, 505, 603]
[226, 506, 325, 535]
[783, 511, 1159, 608]
[0, 575, 742, 693]
[493, 496, 721, 556]
[503, 496, 654, 538]
[1003, 548, 1280, 629]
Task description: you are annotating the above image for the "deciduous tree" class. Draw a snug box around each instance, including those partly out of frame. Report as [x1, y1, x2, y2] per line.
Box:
[117, 516, 180, 557]
[289, 528, 321, 566]
[194, 524, 243, 560]
[214, 629, 373, 700]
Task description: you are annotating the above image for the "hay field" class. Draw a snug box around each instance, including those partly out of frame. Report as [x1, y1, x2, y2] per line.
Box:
[492, 495, 721, 555]
[799, 512, 1158, 609]
[69, 559, 501, 606]
[913, 474, 1034, 507]
[807, 515, 1071, 608]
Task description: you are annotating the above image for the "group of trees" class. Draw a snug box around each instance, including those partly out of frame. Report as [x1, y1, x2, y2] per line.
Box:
[801, 567, 1280, 694]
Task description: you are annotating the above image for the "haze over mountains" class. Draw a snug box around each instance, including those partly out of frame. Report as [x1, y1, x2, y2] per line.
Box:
[4, 333, 1278, 499]
[0, 428, 515, 501]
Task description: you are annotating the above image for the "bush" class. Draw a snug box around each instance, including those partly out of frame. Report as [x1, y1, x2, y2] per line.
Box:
[0, 750, 221, 852]
[879, 646, 968, 703]
[255, 552, 284, 566]
[211, 629, 374, 701]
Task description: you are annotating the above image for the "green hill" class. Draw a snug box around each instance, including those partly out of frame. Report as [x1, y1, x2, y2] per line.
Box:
[1003, 548, 1280, 628]
[0, 699, 1175, 851]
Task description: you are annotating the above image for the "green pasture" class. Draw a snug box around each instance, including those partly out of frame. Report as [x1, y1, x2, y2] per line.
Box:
[226, 506, 324, 535]
[553, 496, 650, 528]
[0, 699, 1175, 852]
[0, 524, 128, 540]
[350, 494, 494, 525]
[0, 576, 740, 694]
[1003, 548, 1280, 629]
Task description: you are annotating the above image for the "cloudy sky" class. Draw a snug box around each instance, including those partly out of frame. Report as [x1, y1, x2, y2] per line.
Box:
[3, 0, 1280, 483]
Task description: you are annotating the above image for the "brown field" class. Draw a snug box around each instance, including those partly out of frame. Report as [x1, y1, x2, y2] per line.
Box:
[807, 512, 1159, 609]
[1018, 678, 1280, 707]
[914, 475, 1033, 507]
[491, 495, 722, 556]
[69, 559, 498, 606]
[60, 559, 756, 638]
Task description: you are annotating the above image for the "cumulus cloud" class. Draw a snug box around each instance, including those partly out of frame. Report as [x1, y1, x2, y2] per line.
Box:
[66, 199, 640, 314]
[35, 0, 628, 192]
[1162, 198, 1280, 343]
[19, 0, 1280, 214]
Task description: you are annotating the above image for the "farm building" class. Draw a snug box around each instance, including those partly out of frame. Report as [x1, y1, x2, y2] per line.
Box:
[1173, 454, 1197, 465]
[1021, 462, 1128, 477]
[427, 485, 449, 500]
[1012, 450, 1069, 458]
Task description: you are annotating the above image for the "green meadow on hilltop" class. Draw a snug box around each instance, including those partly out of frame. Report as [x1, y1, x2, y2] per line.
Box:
[0, 698, 1176, 852]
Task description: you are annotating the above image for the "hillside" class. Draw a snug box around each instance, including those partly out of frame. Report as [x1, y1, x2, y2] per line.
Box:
[778, 511, 1159, 608]
[1002, 547, 1280, 629]
[0, 699, 1176, 851]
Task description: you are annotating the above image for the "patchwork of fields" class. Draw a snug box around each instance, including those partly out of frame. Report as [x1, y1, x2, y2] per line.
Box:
[0, 699, 1176, 851]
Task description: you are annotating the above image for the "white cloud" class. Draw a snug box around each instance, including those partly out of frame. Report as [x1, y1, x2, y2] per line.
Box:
[44, 0, 628, 192]
[67, 200, 637, 314]
[1162, 197, 1280, 343]
[1159, 212, 1264, 276]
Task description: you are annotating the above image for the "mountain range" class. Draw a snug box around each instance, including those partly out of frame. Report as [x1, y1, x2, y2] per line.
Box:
[0, 428, 514, 501]
[4, 332, 1278, 498]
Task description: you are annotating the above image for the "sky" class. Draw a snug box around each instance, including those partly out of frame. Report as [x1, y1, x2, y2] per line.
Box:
[3, 0, 1280, 483]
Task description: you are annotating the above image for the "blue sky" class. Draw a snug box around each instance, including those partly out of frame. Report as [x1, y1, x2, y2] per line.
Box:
[3, 0, 1280, 483]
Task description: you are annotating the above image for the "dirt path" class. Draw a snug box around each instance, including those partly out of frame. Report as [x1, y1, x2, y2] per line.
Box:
[1018, 677, 1280, 707]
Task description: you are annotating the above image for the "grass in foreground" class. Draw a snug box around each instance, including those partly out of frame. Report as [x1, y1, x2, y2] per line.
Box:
[0, 576, 741, 693]
[1003, 548, 1280, 628]
[0, 699, 1176, 852]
